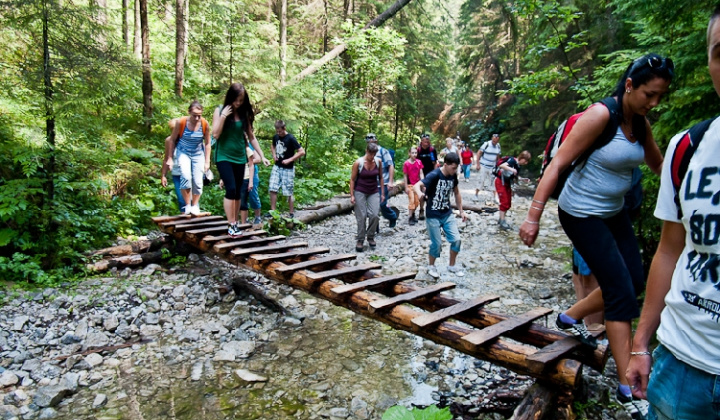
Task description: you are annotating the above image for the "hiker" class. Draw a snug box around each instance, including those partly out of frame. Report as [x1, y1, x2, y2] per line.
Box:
[495, 151, 531, 230]
[626, 8, 720, 419]
[475, 133, 502, 202]
[365, 133, 398, 228]
[213, 83, 270, 237]
[402, 146, 424, 225]
[350, 143, 384, 252]
[416, 133, 438, 220]
[460, 142, 474, 182]
[413, 152, 467, 279]
[519, 53, 673, 419]
[269, 120, 305, 218]
[239, 144, 260, 225]
[163, 101, 211, 215]
[438, 137, 458, 164]
[161, 118, 185, 212]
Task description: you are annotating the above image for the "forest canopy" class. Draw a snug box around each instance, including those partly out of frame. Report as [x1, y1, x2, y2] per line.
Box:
[0, 0, 718, 283]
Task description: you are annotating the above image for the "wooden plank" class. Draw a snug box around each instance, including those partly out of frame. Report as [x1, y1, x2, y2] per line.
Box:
[152, 212, 211, 224]
[249, 247, 330, 262]
[173, 220, 228, 232]
[185, 226, 229, 236]
[213, 235, 285, 253]
[329, 272, 417, 299]
[160, 215, 224, 228]
[230, 242, 309, 257]
[275, 254, 357, 274]
[369, 282, 456, 314]
[198, 225, 256, 244]
[525, 328, 607, 373]
[305, 263, 382, 281]
[461, 308, 553, 350]
[411, 295, 500, 332]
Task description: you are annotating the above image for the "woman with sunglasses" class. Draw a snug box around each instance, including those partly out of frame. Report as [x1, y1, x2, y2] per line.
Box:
[519, 53, 673, 419]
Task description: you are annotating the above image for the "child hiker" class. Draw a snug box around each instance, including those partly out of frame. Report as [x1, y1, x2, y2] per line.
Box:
[403, 146, 424, 225]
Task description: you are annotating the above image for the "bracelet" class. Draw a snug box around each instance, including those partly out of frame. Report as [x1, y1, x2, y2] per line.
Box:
[630, 351, 652, 356]
[532, 199, 546, 205]
[524, 219, 539, 225]
[531, 206, 544, 211]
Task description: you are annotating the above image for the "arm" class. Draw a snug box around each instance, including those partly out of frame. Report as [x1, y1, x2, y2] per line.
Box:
[519, 105, 612, 246]
[212, 106, 232, 140]
[247, 124, 270, 166]
[379, 163, 386, 202]
[626, 221, 685, 398]
[475, 148, 483, 169]
[413, 179, 426, 198]
[282, 147, 306, 166]
[247, 158, 254, 190]
[349, 162, 359, 205]
[403, 166, 410, 194]
[271, 142, 277, 163]
[642, 119, 664, 175]
[454, 185, 467, 222]
[387, 163, 395, 188]
[161, 135, 174, 187]
[203, 118, 211, 173]
[164, 120, 182, 168]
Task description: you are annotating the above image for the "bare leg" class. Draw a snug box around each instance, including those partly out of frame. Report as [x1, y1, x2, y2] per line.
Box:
[224, 198, 237, 224]
[449, 250, 458, 266]
[565, 288, 605, 321]
[270, 191, 278, 210]
[181, 189, 192, 208]
[606, 320, 632, 386]
[571, 273, 604, 325]
[288, 195, 294, 213]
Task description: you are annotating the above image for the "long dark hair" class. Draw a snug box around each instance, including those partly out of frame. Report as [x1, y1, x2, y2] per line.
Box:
[222, 83, 255, 139]
[611, 53, 674, 143]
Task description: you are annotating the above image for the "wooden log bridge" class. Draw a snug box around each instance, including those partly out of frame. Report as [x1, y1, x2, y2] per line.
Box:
[152, 213, 609, 389]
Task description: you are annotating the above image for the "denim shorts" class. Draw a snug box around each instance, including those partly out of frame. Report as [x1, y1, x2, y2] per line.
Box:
[647, 344, 720, 420]
[425, 212, 461, 258]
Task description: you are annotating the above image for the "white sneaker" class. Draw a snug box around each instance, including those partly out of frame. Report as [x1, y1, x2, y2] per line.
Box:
[427, 265, 440, 279]
[447, 265, 465, 277]
[190, 205, 201, 215]
[183, 205, 191, 215]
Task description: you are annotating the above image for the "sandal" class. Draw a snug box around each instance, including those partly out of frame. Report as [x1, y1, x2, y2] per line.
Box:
[355, 241, 364, 252]
[368, 239, 376, 249]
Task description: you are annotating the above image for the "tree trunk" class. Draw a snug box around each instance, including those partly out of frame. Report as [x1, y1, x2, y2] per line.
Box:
[122, 0, 129, 48]
[140, 0, 153, 131]
[279, 0, 287, 85]
[322, 0, 328, 107]
[174, 0, 186, 97]
[42, 0, 55, 208]
[183, 0, 189, 62]
[292, 0, 413, 83]
[92, 0, 107, 44]
[133, 0, 141, 58]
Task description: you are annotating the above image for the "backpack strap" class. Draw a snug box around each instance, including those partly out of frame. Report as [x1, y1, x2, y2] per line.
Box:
[176, 116, 209, 142]
[670, 116, 718, 218]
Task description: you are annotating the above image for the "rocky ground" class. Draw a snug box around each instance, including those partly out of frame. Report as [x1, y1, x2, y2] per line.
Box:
[0, 174, 633, 420]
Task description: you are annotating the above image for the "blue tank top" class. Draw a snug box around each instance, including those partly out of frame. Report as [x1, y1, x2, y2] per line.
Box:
[558, 127, 645, 218]
[176, 124, 204, 154]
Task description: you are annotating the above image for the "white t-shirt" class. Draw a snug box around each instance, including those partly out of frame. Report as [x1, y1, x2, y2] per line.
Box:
[654, 119, 720, 374]
[479, 141, 501, 169]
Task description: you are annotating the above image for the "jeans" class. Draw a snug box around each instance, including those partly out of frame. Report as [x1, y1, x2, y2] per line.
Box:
[354, 191, 379, 241]
[380, 185, 397, 222]
[647, 344, 720, 420]
[177, 149, 205, 196]
[462, 164, 472, 179]
[172, 175, 186, 210]
[240, 171, 261, 211]
[426, 212, 461, 258]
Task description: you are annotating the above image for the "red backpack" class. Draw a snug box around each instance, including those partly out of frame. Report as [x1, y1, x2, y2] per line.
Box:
[539, 97, 627, 199]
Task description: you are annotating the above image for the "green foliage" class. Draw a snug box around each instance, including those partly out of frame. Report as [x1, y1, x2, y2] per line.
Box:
[263, 210, 305, 237]
[381, 405, 452, 420]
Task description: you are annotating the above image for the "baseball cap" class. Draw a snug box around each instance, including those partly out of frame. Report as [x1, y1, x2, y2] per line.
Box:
[365, 133, 377, 141]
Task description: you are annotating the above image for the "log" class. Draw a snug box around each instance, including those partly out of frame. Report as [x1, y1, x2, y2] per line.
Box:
[453, 203, 498, 214]
[87, 236, 172, 257]
[85, 250, 166, 273]
[296, 182, 405, 225]
[509, 382, 557, 420]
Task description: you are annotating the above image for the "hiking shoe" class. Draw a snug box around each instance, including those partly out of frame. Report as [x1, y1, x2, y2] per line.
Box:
[389, 219, 397, 228]
[447, 265, 465, 277]
[190, 204, 201, 215]
[616, 390, 649, 420]
[288, 212, 295, 219]
[355, 241, 364, 252]
[252, 216, 263, 225]
[368, 239, 376, 249]
[409, 215, 417, 226]
[472, 195, 479, 202]
[499, 220, 512, 230]
[556, 315, 598, 348]
[228, 224, 241, 238]
[427, 265, 440, 279]
[418, 210, 425, 220]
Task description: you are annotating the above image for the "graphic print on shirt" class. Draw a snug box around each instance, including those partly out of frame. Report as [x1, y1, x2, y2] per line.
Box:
[275, 140, 287, 161]
[431, 179, 454, 212]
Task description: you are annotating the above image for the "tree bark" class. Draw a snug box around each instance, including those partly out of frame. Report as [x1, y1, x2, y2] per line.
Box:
[86, 250, 167, 273]
[174, 0, 186, 97]
[122, 0, 130, 48]
[87, 236, 172, 258]
[140, 0, 153, 130]
[279, 0, 287, 85]
[133, 0, 141, 58]
[42, 0, 55, 209]
[292, 0, 413, 83]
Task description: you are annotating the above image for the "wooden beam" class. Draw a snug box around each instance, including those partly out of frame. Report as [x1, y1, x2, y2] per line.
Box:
[275, 254, 357, 274]
[249, 247, 330, 262]
[411, 295, 499, 331]
[460, 308, 553, 351]
[369, 282, 456, 314]
[230, 242, 309, 258]
[305, 263, 382, 281]
[329, 272, 416, 299]
[213, 235, 285, 253]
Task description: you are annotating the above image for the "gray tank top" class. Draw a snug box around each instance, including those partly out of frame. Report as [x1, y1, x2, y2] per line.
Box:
[558, 127, 644, 218]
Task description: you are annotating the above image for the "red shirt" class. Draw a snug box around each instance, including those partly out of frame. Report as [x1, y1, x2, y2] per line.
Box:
[403, 159, 424, 185]
[461, 149, 474, 165]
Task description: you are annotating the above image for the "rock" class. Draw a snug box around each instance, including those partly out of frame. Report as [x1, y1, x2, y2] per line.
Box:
[60, 333, 82, 345]
[0, 405, 21, 419]
[33, 384, 73, 407]
[329, 407, 349, 418]
[234, 369, 267, 382]
[220, 341, 255, 359]
[12, 316, 29, 331]
[74, 320, 88, 338]
[103, 315, 119, 332]
[139, 325, 162, 339]
[0, 371, 19, 387]
[92, 394, 107, 409]
[212, 351, 235, 362]
[83, 332, 110, 350]
[84, 353, 103, 368]
[179, 329, 200, 342]
[350, 397, 369, 419]
[37, 407, 58, 419]
[21, 359, 41, 372]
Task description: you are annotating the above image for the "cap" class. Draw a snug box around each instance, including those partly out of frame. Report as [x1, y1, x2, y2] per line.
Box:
[365, 133, 377, 141]
[420, 133, 430, 139]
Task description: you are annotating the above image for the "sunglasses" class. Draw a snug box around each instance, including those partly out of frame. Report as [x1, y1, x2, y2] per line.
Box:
[631, 56, 674, 76]
[366, 136, 376, 140]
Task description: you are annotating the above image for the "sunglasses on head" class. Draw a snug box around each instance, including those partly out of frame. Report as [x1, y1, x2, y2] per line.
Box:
[366, 136, 376, 140]
[631, 56, 674, 75]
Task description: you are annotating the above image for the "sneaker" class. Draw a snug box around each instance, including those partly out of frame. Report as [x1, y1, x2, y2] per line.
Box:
[472, 195, 479, 203]
[447, 265, 465, 277]
[616, 390, 649, 420]
[252, 216, 263, 225]
[190, 205, 201, 215]
[499, 220, 512, 230]
[418, 210, 425, 221]
[228, 224, 241, 237]
[183, 205, 191, 215]
[288, 212, 295, 219]
[427, 265, 440, 279]
[409, 216, 417, 226]
[389, 219, 397, 228]
[556, 315, 598, 348]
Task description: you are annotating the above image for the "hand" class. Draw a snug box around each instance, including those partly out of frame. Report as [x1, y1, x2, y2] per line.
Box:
[388, 181, 394, 189]
[380, 193, 386, 202]
[161, 175, 168, 187]
[459, 211, 468, 222]
[350, 195, 355, 205]
[221, 105, 233, 118]
[626, 354, 653, 399]
[262, 157, 271, 167]
[282, 159, 290, 165]
[219, 179, 225, 189]
[248, 181, 253, 191]
[165, 157, 174, 169]
[519, 220, 539, 246]
[204, 163, 210, 173]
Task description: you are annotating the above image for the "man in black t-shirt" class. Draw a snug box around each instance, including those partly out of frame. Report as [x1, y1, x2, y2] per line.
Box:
[416, 133, 437, 220]
[269, 120, 305, 217]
